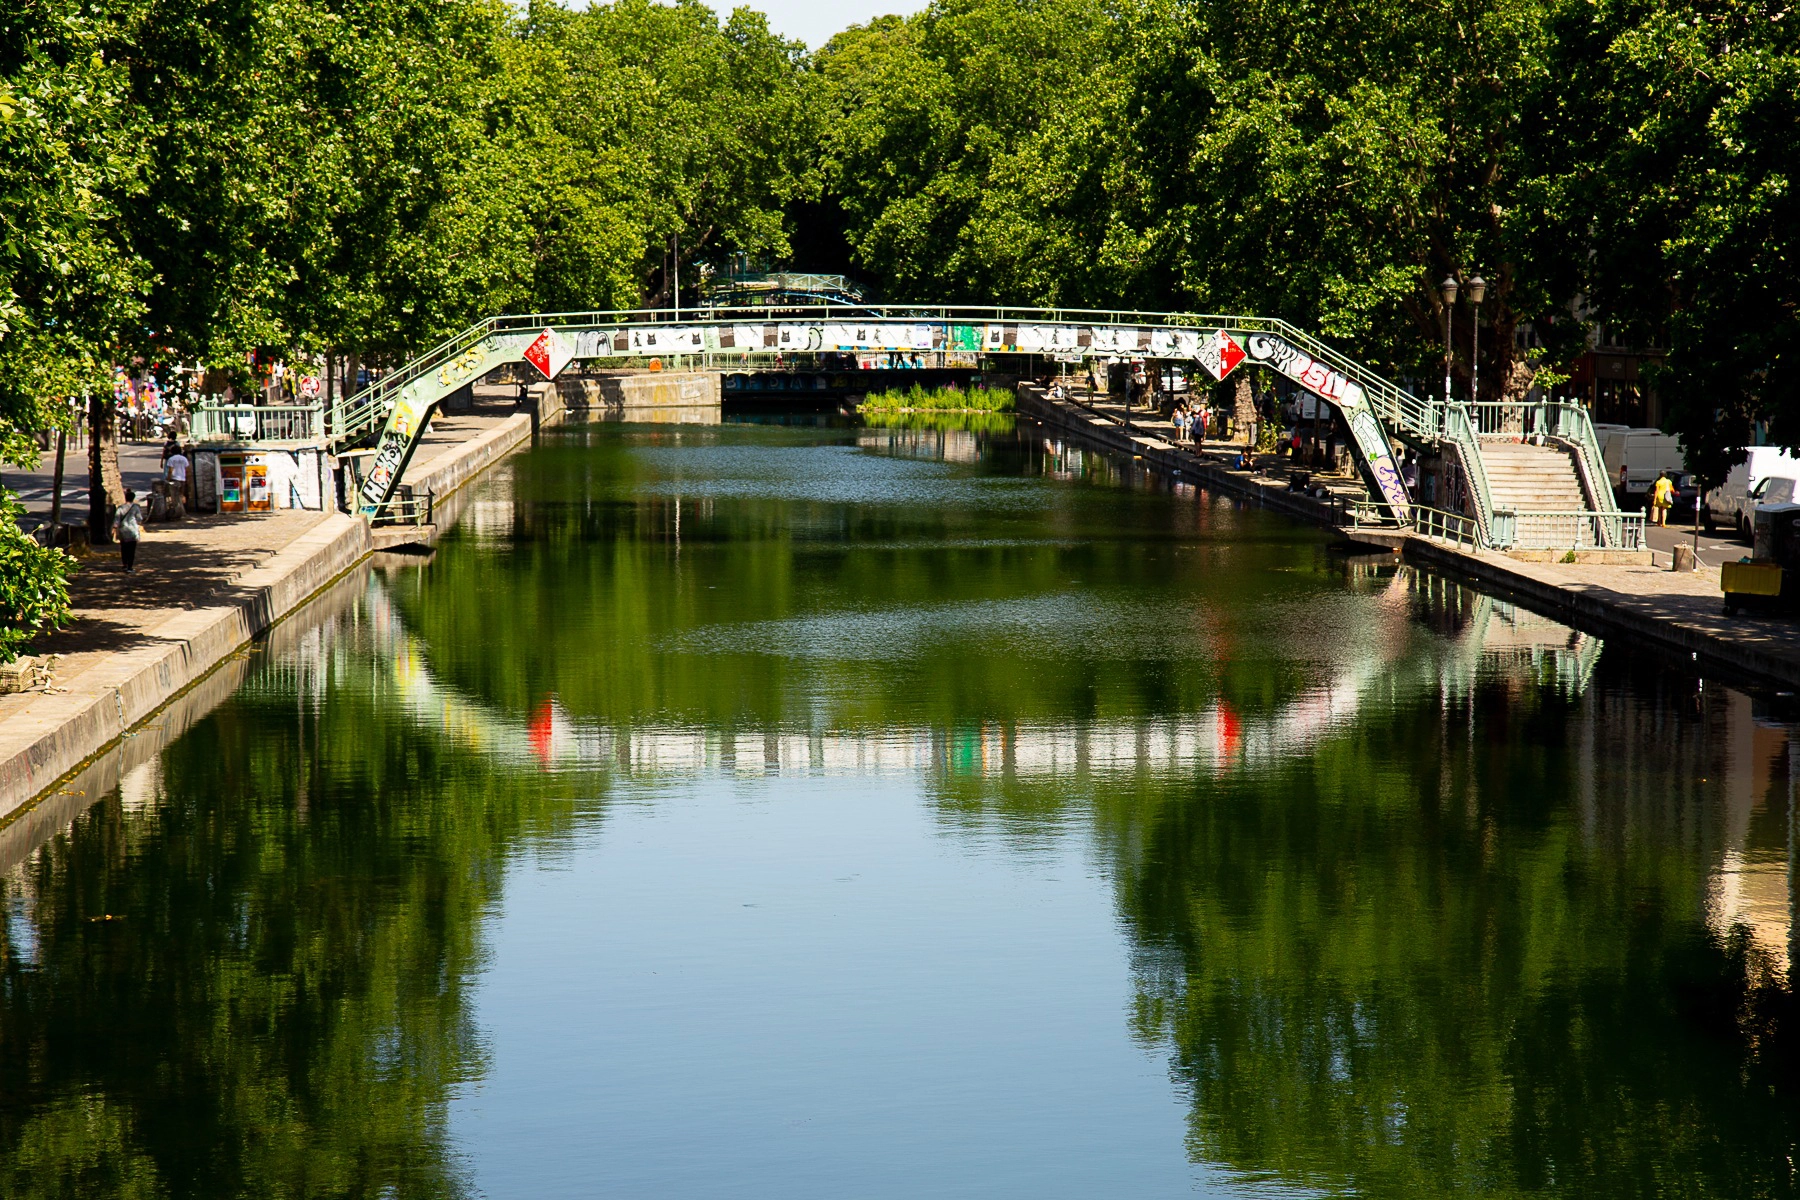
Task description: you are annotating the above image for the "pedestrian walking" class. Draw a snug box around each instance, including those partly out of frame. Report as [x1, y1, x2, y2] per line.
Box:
[113, 489, 145, 572]
[1650, 471, 1675, 527]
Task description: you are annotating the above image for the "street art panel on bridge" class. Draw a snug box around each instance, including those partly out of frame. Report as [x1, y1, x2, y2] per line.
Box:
[1194, 330, 1247, 381]
[358, 338, 500, 510]
[523, 327, 575, 380]
[1244, 332, 1368, 413]
[352, 313, 1416, 523]
[1243, 332, 1408, 519]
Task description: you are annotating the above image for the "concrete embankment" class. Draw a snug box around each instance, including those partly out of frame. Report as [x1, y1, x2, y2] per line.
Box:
[556, 370, 721, 418]
[1020, 386, 1800, 689]
[0, 397, 558, 823]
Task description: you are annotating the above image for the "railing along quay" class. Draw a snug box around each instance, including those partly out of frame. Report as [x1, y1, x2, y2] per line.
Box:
[1507, 509, 1647, 551]
[368, 487, 435, 528]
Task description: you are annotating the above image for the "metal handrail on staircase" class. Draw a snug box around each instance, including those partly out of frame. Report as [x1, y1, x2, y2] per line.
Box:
[1254, 319, 1440, 445]
[1442, 403, 1505, 548]
[328, 318, 501, 449]
[1460, 399, 1623, 548]
[1534, 400, 1619, 512]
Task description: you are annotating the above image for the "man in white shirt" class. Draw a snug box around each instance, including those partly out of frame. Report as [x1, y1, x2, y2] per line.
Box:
[166, 447, 191, 513]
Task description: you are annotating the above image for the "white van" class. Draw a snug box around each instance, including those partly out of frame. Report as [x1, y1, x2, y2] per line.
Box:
[1706, 447, 1800, 537]
[1598, 427, 1696, 507]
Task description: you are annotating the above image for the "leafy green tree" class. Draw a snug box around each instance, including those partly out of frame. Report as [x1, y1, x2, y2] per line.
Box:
[0, 0, 141, 644]
[810, 0, 1113, 304]
[1515, 0, 1799, 482]
[0, 492, 75, 661]
[512, 0, 810, 308]
[117, 0, 521, 366]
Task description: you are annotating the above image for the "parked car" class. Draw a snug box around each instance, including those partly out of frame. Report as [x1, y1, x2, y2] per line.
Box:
[1598, 426, 1696, 509]
[1706, 447, 1800, 538]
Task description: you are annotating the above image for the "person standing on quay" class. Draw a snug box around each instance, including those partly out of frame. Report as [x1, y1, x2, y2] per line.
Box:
[165, 444, 190, 513]
[113, 488, 144, 572]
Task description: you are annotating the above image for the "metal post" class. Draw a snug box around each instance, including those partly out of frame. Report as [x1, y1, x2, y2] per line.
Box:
[48, 430, 66, 528]
[673, 232, 681, 323]
[1467, 277, 1486, 404]
[1440, 276, 1459, 406]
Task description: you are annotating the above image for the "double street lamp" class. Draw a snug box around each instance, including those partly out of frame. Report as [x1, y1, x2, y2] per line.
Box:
[1439, 274, 1488, 405]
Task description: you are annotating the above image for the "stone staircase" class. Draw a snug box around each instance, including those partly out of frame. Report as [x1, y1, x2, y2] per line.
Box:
[1476, 439, 1600, 548]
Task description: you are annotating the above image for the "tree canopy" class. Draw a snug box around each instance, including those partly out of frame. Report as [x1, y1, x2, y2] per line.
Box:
[810, 0, 1798, 477]
[0, 0, 811, 654]
[1, 0, 1795, 652]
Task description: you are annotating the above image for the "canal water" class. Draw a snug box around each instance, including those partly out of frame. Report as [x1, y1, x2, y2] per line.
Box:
[3, 416, 1797, 1198]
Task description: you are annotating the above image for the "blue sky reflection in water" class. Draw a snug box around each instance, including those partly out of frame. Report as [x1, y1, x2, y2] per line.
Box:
[1, 416, 1796, 1199]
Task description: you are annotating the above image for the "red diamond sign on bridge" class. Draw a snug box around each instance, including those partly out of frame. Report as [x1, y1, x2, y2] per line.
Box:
[1196, 330, 1247, 382]
[523, 327, 574, 380]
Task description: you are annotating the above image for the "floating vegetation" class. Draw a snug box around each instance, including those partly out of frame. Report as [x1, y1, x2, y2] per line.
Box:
[859, 384, 1015, 413]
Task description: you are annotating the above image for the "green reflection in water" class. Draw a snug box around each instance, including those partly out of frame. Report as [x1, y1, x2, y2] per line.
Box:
[860, 409, 1018, 434]
[0, 417, 1795, 1198]
[0, 599, 602, 1198]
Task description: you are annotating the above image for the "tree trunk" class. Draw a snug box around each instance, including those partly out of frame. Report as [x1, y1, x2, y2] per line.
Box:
[1501, 359, 1535, 405]
[49, 431, 67, 527]
[87, 391, 123, 544]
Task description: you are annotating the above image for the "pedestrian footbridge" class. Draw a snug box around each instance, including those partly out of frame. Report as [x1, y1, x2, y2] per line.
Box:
[206, 305, 1636, 552]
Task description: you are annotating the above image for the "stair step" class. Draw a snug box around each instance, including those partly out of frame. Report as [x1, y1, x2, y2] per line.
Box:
[1472, 441, 1597, 521]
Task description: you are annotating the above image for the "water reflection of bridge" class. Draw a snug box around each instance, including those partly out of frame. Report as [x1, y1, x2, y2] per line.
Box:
[5, 552, 1792, 977]
[303, 566, 1602, 785]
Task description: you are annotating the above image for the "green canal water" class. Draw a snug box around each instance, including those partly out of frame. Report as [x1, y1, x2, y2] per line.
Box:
[3, 416, 1798, 1198]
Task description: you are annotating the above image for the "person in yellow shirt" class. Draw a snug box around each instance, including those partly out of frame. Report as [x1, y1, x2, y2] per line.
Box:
[1650, 472, 1676, 526]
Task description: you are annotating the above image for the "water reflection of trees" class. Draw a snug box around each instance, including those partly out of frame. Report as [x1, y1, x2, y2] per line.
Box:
[5, 413, 1794, 1198]
[0, 574, 600, 1199]
[944, 580, 1800, 1198]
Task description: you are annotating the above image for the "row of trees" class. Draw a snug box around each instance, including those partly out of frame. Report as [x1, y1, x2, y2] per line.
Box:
[0, 0, 1793, 649]
[0, 0, 811, 651]
[808, 0, 1797, 481]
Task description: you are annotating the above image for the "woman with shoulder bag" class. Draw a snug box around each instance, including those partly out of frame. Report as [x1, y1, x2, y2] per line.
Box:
[113, 489, 145, 573]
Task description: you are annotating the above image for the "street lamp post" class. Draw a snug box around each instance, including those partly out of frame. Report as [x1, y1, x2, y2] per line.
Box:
[1440, 275, 1459, 406]
[1467, 276, 1487, 405]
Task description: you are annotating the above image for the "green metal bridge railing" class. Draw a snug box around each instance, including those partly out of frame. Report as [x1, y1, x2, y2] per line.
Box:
[322, 306, 1431, 523]
[199, 303, 1621, 550]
